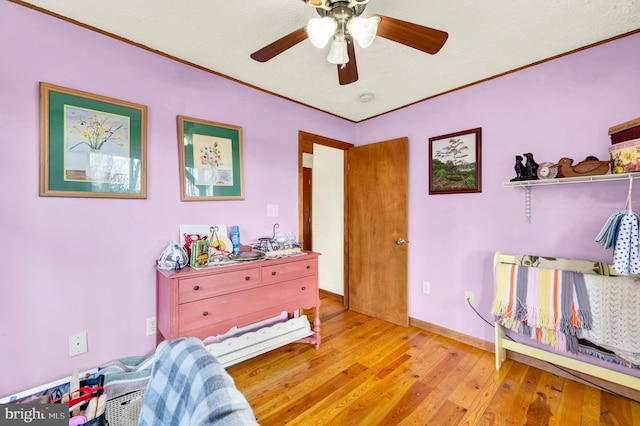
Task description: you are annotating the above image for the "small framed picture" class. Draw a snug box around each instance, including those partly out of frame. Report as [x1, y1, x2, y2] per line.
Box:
[428, 128, 482, 195]
[39, 82, 147, 198]
[177, 116, 245, 201]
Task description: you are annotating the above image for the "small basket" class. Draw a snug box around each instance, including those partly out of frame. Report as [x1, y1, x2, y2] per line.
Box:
[105, 389, 145, 426]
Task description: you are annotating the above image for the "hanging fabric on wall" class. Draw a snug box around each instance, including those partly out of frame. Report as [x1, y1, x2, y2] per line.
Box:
[595, 175, 640, 275]
[612, 211, 640, 275]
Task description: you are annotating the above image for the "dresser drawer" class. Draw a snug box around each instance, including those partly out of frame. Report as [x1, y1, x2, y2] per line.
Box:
[178, 267, 260, 303]
[178, 275, 318, 336]
[261, 256, 317, 284]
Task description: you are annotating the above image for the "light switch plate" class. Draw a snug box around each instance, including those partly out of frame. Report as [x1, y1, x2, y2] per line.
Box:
[267, 204, 279, 217]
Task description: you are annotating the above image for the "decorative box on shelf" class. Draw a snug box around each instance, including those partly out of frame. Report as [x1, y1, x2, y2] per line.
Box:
[609, 116, 640, 144]
[610, 138, 640, 174]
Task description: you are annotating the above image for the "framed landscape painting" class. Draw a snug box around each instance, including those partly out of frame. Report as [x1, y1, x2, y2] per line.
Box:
[39, 82, 147, 198]
[428, 128, 482, 195]
[177, 115, 245, 201]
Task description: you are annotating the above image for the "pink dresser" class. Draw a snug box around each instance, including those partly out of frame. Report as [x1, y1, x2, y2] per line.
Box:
[156, 252, 321, 351]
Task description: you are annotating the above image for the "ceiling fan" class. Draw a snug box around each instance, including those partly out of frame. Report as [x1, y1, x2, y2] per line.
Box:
[250, 0, 449, 86]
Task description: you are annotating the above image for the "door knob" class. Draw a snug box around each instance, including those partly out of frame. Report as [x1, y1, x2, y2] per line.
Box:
[396, 238, 406, 245]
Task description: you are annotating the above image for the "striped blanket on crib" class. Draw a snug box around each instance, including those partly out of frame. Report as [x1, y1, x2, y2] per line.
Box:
[492, 263, 592, 353]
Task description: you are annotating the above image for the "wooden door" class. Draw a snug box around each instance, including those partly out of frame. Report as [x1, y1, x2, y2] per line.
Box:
[348, 137, 409, 326]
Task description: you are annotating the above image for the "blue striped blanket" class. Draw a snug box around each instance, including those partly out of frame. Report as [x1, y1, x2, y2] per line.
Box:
[138, 337, 258, 425]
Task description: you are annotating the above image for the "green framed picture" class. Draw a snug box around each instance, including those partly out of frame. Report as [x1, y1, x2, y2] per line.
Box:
[428, 127, 482, 195]
[177, 115, 245, 201]
[39, 82, 147, 198]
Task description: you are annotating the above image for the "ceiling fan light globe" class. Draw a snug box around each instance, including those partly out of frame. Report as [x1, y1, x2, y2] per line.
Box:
[327, 39, 349, 64]
[347, 16, 377, 48]
[307, 17, 337, 48]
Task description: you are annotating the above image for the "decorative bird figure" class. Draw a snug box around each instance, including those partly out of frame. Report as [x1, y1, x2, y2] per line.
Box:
[523, 153, 539, 180]
[510, 155, 526, 181]
[553, 156, 611, 178]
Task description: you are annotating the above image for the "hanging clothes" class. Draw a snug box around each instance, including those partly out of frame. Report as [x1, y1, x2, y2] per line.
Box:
[612, 211, 640, 275]
[594, 210, 627, 250]
[595, 175, 640, 275]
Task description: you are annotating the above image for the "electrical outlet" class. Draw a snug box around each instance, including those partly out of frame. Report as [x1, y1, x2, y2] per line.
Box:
[422, 281, 430, 294]
[146, 317, 156, 336]
[465, 291, 474, 306]
[69, 332, 88, 357]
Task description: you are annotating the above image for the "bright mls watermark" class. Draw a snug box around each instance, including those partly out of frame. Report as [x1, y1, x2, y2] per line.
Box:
[0, 404, 67, 425]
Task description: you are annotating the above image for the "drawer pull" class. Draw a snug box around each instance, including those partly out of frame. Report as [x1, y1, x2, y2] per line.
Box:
[194, 285, 200, 291]
[306, 265, 311, 269]
[271, 271, 277, 276]
[203, 311, 209, 316]
[245, 276, 251, 281]
[301, 286, 306, 291]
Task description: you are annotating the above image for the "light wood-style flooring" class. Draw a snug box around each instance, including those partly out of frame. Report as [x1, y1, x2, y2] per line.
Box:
[227, 297, 640, 425]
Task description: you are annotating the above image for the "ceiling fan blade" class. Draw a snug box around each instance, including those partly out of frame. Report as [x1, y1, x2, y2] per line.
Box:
[375, 15, 448, 55]
[338, 38, 359, 85]
[250, 27, 308, 62]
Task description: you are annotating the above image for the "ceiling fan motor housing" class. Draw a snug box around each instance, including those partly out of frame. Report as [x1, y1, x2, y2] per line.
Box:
[315, 1, 367, 46]
[315, 1, 367, 19]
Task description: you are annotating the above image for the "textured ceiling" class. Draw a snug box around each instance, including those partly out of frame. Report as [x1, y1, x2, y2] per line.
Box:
[13, 0, 640, 122]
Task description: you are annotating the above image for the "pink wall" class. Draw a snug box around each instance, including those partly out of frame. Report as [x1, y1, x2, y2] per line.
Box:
[0, 2, 353, 396]
[355, 32, 640, 343]
[1, 0, 639, 397]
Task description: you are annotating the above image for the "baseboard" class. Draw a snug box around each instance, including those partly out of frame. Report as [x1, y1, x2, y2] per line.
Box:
[408, 317, 640, 401]
[320, 289, 344, 303]
[409, 317, 493, 353]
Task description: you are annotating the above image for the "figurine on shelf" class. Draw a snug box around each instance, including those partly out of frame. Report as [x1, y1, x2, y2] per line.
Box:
[553, 156, 611, 178]
[511, 152, 540, 181]
[523, 153, 539, 180]
[510, 155, 526, 181]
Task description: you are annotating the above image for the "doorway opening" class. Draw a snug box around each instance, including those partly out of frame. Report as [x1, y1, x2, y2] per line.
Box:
[298, 131, 352, 305]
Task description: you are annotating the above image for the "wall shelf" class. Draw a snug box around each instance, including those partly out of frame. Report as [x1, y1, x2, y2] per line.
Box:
[504, 172, 640, 223]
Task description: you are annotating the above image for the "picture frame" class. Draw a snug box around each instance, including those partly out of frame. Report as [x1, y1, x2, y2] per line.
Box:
[177, 115, 245, 201]
[428, 127, 482, 195]
[39, 82, 147, 198]
[190, 239, 210, 268]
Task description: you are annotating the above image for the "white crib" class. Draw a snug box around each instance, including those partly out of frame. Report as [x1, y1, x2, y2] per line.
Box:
[493, 251, 640, 395]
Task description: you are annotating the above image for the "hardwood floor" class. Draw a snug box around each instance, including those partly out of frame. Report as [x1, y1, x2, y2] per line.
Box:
[227, 297, 640, 425]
